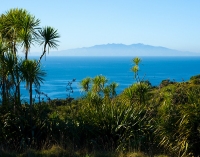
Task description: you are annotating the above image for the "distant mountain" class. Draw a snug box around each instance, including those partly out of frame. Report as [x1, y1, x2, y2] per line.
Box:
[49, 43, 200, 56]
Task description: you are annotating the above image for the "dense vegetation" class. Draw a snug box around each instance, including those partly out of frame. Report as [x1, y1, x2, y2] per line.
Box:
[1, 8, 200, 157]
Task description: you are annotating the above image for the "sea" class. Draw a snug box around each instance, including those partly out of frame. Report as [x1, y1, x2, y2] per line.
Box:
[20, 56, 200, 102]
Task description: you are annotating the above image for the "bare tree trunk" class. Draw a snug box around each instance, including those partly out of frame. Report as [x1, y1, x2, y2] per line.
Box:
[2, 52, 7, 106]
[13, 41, 21, 105]
[29, 81, 33, 146]
[2, 76, 6, 106]
[38, 44, 46, 64]
[30, 81, 32, 107]
[16, 60, 21, 105]
[25, 52, 28, 60]
[25, 47, 29, 60]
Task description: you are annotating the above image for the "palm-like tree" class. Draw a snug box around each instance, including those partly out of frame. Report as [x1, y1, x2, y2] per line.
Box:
[109, 82, 118, 98]
[0, 39, 9, 105]
[3, 52, 18, 104]
[92, 75, 108, 95]
[1, 9, 23, 105]
[20, 59, 46, 106]
[19, 13, 40, 60]
[1, 8, 40, 59]
[132, 57, 141, 82]
[38, 26, 60, 63]
[80, 77, 91, 92]
[102, 82, 118, 103]
[2, 9, 26, 54]
[0, 8, 59, 107]
[1, 9, 43, 105]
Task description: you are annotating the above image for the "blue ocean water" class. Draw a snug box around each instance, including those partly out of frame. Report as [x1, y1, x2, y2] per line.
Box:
[20, 56, 200, 101]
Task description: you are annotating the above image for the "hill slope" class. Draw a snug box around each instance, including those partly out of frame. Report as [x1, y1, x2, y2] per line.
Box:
[50, 43, 200, 56]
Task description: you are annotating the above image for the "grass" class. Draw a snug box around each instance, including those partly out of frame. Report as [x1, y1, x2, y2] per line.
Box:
[0, 146, 169, 157]
[0, 146, 168, 157]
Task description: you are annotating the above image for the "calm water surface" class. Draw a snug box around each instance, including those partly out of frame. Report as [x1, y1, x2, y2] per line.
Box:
[20, 56, 200, 101]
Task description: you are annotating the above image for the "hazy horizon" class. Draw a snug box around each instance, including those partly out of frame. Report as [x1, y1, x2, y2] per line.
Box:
[23, 43, 200, 57]
[1, 1, 200, 55]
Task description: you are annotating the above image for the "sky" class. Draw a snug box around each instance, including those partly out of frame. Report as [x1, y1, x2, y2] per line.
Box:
[1, 0, 200, 54]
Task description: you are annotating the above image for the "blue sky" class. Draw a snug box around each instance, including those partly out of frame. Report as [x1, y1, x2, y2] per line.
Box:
[1, 0, 200, 54]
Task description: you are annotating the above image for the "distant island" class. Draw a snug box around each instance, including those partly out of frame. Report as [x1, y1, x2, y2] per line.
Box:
[48, 43, 200, 56]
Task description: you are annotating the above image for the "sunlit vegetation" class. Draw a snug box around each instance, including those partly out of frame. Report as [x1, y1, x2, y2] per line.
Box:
[1, 8, 200, 157]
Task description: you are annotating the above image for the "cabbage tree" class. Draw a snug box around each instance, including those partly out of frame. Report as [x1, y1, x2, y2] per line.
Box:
[38, 26, 60, 63]
[20, 59, 46, 106]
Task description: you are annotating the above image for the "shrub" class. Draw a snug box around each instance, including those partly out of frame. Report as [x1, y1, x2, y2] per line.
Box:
[190, 74, 200, 84]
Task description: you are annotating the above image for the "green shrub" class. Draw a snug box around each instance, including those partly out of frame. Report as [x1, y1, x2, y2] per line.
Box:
[159, 79, 175, 87]
[190, 74, 200, 84]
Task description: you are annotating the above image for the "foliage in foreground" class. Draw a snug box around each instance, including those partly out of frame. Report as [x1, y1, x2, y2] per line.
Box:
[1, 60, 200, 157]
[0, 145, 170, 157]
[1, 8, 200, 157]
